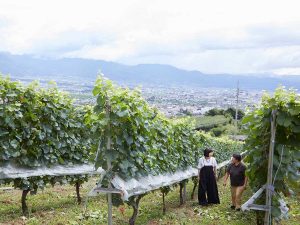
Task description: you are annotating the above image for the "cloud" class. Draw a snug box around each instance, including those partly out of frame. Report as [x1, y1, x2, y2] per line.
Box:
[0, 17, 10, 28]
[28, 30, 117, 57]
[117, 23, 300, 75]
[0, 0, 300, 75]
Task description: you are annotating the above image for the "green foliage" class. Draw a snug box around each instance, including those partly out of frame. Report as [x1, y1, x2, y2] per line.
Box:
[205, 107, 244, 120]
[210, 126, 225, 137]
[0, 76, 94, 190]
[222, 124, 239, 136]
[243, 87, 300, 220]
[225, 107, 245, 120]
[205, 108, 225, 116]
[185, 115, 230, 131]
[160, 185, 171, 195]
[177, 115, 238, 137]
[88, 75, 243, 182]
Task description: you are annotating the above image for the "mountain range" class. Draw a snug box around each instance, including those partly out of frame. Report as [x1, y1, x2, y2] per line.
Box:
[0, 52, 299, 90]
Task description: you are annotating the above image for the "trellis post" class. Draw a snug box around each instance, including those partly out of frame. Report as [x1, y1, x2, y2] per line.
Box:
[106, 101, 113, 225]
[264, 110, 277, 225]
[240, 110, 277, 225]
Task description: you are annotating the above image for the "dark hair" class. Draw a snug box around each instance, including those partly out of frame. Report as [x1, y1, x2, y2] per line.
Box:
[204, 148, 213, 157]
[232, 153, 242, 162]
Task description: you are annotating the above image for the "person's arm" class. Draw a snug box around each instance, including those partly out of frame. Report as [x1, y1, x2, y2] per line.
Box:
[213, 158, 217, 178]
[223, 172, 229, 186]
[243, 165, 248, 188]
[213, 166, 217, 180]
[243, 176, 248, 189]
[223, 164, 231, 186]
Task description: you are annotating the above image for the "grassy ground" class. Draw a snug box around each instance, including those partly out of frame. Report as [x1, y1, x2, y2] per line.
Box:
[0, 178, 299, 225]
[173, 115, 229, 128]
[193, 115, 229, 128]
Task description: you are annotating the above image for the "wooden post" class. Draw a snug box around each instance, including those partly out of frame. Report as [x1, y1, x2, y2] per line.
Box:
[21, 189, 30, 216]
[129, 195, 144, 225]
[183, 181, 187, 203]
[264, 110, 277, 225]
[191, 176, 198, 200]
[179, 182, 183, 205]
[75, 182, 81, 204]
[179, 180, 187, 205]
[162, 192, 166, 214]
[160, 187, 169, 214]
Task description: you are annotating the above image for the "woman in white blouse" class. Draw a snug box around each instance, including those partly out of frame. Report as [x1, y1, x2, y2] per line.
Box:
[198, 148, 220, 205]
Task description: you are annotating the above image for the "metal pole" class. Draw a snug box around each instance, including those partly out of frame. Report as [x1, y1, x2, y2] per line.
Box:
[107, 139, 112, 225]
[264, 110, 277, 225]
[106, 102, 113, 225]
[235, 81, 239, 138]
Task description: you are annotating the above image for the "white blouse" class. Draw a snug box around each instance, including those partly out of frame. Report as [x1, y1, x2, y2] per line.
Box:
[197, 157, 217, 169]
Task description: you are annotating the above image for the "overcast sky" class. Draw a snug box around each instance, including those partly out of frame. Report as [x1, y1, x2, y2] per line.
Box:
[0, 0, 300, 75]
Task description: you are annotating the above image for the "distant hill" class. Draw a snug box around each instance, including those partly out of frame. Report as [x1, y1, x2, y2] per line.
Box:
[0, 52, 299, 90]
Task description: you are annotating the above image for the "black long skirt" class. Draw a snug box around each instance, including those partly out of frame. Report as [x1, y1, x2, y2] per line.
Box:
[198, 165, 220, 205]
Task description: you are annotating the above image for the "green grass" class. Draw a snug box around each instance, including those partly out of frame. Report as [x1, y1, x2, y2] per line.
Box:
[0, 178, 299, 225]
[194, 115, 230, 128]
[174, 115, 230, 131]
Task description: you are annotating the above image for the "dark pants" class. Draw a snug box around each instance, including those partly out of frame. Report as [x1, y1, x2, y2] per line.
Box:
[198, 166, 220, 205]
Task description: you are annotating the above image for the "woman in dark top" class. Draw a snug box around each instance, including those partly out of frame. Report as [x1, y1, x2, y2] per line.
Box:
[198, 148, 220, 206]
[223, 153, 248, 211]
